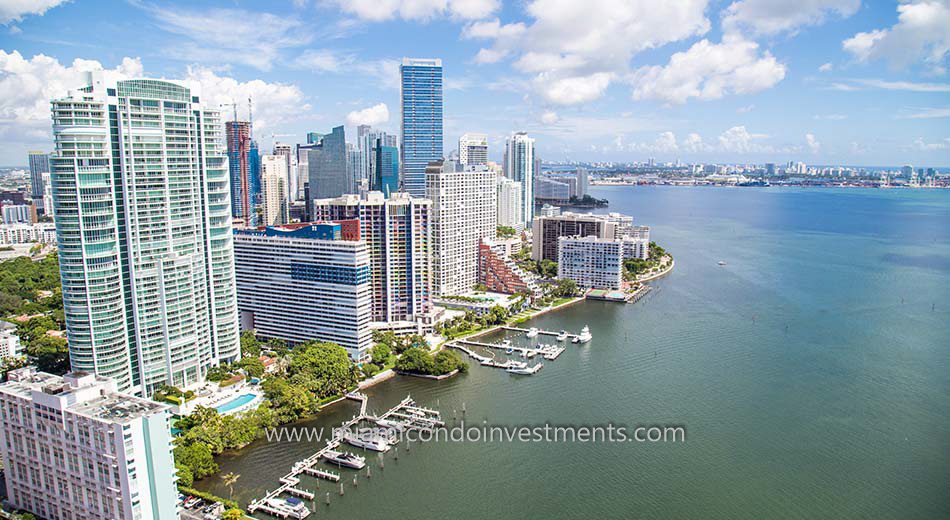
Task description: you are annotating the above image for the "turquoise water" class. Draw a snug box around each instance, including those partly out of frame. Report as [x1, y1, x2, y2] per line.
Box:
[199, 186, 949, 518]
[216, 393, 259, 414]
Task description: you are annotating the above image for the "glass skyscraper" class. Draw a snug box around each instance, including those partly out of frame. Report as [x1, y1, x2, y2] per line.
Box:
[400, 58, 443, 197]
[27, 151, 50, 215]
[227, 120, 261, 226]
[375, 140, 399, 196]
[49, 72, 240, 396]
[307, 125, 350, 200]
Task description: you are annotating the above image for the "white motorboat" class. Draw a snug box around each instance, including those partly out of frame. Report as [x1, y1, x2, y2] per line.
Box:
[556, 330, 568, 342]
[526, 327, 539, 338]
[507, 363, 543, 375]
[375, 418, 405, 432]
[322, 449, 366, 469]
[577, 325, 592, 343]
[265, 497, 311, 519]
[718, 260, 727, 266]
[343, 431, 391, 452]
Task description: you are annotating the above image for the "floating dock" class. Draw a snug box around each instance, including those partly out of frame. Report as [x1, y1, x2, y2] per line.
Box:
[249, 394, 442, 517]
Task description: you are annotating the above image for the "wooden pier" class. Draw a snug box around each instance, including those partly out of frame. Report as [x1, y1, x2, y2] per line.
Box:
[502, 326, 580, 341]
[249, 394, 442, 518]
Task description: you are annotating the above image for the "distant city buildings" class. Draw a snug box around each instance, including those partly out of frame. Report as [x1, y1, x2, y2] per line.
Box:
[308, 126, 350, 202]
[557, 236, 624, 290]
[27, 151, 49, 215]
[400, 58, 443, 197]
[504, 132, 536, 226]
[375, 139, 400, 195]
[0, 368, 178, 520]
[313, 192, 433, 325]
[273, 142, 296, 201]
[0, 222, 56, 244]
[50, 73, 240, 396]
[1, 204, 37, 224]
[261, 155, 290, 226]
[234, 223, 373, 361]
[459, 133, 488, 166]
[359, 127, 398, 189]
[427, 160, 497, 296]
[496, 177, 524, 231]
[226, 120, 260, 227]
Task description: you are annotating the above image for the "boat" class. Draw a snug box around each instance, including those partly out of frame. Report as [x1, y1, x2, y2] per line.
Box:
[505, 347, 514, 354]
[507, 363, 543, 375]
[571, 336, 580, 344]
[343, 431, 391, 452]
[265, 497, 311, 519]
[322, 449, 366, 469]
[556, 330, 568, 342]
[526, 327, 539, 338]
[375, 418, 406, 432]
[500, 340, 512, 348]
[507, 360, 527, 370]
[577, 325, 592, 343]
[718, 260, 727, 266]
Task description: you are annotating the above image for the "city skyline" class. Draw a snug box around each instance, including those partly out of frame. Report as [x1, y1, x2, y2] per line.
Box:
[0, 1, 948, 167]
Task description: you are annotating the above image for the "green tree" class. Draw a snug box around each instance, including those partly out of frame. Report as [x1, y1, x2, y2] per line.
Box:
[221, 509, 245, 520]
[239, 331, 261, 357]
[485, 305, 509, 326]
[395, 347, 436, 375]
[173, 442, 218, 480]
[433, 349, 467, 375]
[236, 356, 265, 378]
[221, 472, 240, 501]
[26, 335, 69, 374]
[287, 341, 358, 398]
[496, 225, 517, 238]
[175, 463, 194, 487]
[262, 377, 317, 423]
[370, 343, 391, 365]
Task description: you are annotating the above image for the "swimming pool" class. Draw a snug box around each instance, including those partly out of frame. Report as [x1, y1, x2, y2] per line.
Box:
[215, 393, 261, 414]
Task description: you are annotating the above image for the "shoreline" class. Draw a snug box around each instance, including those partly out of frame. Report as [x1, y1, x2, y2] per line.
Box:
[637, 258, 675, 283]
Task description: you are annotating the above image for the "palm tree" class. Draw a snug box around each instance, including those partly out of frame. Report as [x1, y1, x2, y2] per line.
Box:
[221, 472, 241, 500]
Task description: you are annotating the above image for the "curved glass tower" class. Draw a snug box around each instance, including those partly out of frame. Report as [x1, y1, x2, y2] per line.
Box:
[50, 71, 240, 396]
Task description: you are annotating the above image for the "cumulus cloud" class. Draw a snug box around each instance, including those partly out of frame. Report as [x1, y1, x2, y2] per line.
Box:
[818, 62, 833, 72]
[295, 49, 353, 73]
[464, 0, 711, 105]
[842, 0, 950, 73]
[330, 0, 499, 22]
[911, 137, 950, 150]
[717, 125, 769, 153]
[346, 103, 390, 127]
[539, 110, 559, 125]
[682, 133, 711, 152]
[805, 133, 821, 153]
[0, 0, 68, 24]
[629, 36, 786, 104]
[722, 0, 859, 36]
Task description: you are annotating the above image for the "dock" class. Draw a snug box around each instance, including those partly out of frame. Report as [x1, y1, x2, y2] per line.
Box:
[502, 326, 580, 341]
[248, 394, 442, 517]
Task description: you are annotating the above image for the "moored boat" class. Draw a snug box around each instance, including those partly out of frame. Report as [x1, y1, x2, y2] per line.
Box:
[577, 325, 592, 343]
[507, 363, 543, 375]
[343, 431, 391, 452]
[322, 449, 367, 469]
[526, 327, 539, 338]
[556, 330, 568, 342]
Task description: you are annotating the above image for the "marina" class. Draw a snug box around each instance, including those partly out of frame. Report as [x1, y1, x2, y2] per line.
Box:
[447, 325, 588, 374]
[248, 393, 444, 518]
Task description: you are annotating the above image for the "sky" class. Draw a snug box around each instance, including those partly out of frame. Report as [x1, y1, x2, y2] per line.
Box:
[0, 0, 948, 167]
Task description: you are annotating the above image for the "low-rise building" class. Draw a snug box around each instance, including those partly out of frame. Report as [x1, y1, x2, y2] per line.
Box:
[557, 236, 624, 290]
[0, 223, 57, 244]
[0, 368, 178, 520]
[477, 238, 542, 297]
[0, 322, 22, 358]
[233, 222, 373, 361]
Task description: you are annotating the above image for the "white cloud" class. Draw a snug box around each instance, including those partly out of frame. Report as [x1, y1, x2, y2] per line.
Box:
[539, 110, 559, 125]
[842, 0, 950, 73]
[818, 62, 833, 72]
[722, 0, 859, 36]
[911, 137, 950, 150]
[465, 0, 711, 105]
[0, 0, 68, 24]
[832, 78, 950, 92]
[805, 133, 821, 153]
[717, 125, 769, 153]
[346, 103, 390, 127]
[295, 49, 353, 73]
[681, 133, 711, 152]
[137, 3, 312, 70]
[329, 0, 499, 22]
[0, 50, 142, 143]
[813, 114, 848, 120]
[737, 104, 755, 113]
[649, 131, 679, 153]
[629, 36, 786, 104]
[897, 107, 950, 119]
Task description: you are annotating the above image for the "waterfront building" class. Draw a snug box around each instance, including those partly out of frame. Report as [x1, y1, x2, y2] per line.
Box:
[27, 151, 50, 215]
[576, 167, 589, 197]
[426, 160, 497, 296]
[226, 120, 260, 226]
[2, 204, 37, 224]
[478, 237, 542, 297]
[0, 368, 178, 520]
[539, 203, 561, 217]
[261, 155, 289, 226]
[534, 175, 576, 201]
[50, 73, 240, 396]
[308, 126, 350, 200]
[400, 58, 443, 197]
[557, 236, 624, 290]
[375, 140, 400, 195]
[459, 133, 488, 166]
[531, 212, 634, 262]
[622, 226, 651, 260]
[496, 177, 524, 231]
[233, 223, 373, 361]
[0, 222, 57, 244]
[313, 191, 433, 324]
[503, 132, 536, 225]
[273, 142, 296, 202]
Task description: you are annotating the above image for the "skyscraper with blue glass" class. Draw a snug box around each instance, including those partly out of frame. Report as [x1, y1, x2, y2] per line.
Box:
[400, 58, 443, 197]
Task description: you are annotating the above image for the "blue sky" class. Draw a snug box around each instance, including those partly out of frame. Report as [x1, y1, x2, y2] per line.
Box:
[0, 0, 948, 166]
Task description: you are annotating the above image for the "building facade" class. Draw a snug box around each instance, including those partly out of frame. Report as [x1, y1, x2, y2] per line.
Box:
[313, 191, 433, 324]
[28, 151, 50, 215]
[273, 142, 296, 202]
[478, 238, 541, 297]
[531, 212, 632, 262]
[0, 222, 57, 244]
[459, 133, 488, 166]
[308, 126, 350, 201]
[226, 120, 259, 226]
[557, 236, 624, 290]
[0, 368, 178, 520]
[2, 204, 37, 224]
[233, 223, 373, 361]
[50, 73, 240, 396]
[261, 154, 289, 226]
[400, 58, 443, 197]
[496, 177, 523, 231]
[375, 141, 400, 196]
[503, 132, 535, 225]
[426, 160, 497, 296]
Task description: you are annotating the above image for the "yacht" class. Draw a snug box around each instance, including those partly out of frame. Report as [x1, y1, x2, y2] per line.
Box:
[718, 260, 727, 266]
[322, 449, 366, 469]
[507, 363, 543, 375]
[526, 327, 539, 338]
[343, 431, 391, 452]
[556, 330, 569, 342]
[375, 418, 405, 432]
[265, 497, 311, 519]
[577, 325, 592, 343]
